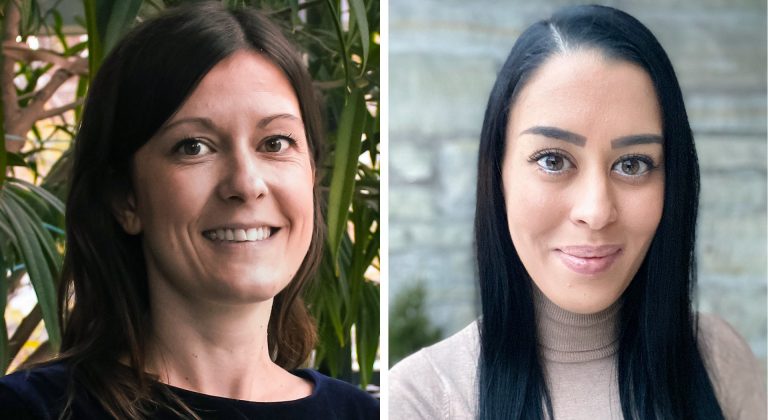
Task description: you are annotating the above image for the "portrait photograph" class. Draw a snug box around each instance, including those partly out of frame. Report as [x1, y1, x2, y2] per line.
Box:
[0, 0, 380, 419]
[388, 0, 766, 419]
[0, 0, 766, 419]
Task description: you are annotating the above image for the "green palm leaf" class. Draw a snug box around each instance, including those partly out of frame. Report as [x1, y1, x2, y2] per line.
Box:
[0, 185, 62, 349]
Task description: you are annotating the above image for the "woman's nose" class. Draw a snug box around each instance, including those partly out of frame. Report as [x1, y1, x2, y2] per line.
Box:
[569, 172, 618, 230]
[217, 151, 268, 203]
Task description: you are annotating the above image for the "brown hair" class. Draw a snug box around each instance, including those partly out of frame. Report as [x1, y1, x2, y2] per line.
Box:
[57, 2, 324, 418]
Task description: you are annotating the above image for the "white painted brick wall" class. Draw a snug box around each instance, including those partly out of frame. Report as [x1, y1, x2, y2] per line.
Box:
[389, 0, 767, 370]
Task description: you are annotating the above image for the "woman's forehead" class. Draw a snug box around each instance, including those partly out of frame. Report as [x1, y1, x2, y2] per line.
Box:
[171, 51, 302, 123]
[508, 50, 663, 142]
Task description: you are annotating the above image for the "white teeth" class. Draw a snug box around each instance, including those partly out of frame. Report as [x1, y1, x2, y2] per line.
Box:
[246, 228, 258, 241]
[205, 227, 273, 242]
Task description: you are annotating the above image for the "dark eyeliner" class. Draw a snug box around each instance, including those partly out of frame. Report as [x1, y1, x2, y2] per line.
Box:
[527, 148, 571, 163]
[617, 154, 658, 171]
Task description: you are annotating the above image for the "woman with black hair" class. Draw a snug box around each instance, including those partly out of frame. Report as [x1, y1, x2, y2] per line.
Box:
[390, 5, 764, 419]
[0, 2, 378, 419]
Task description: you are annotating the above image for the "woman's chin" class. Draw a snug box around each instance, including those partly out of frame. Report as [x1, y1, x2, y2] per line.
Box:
[533, 273, 626, 315]
[199, 274, 289, 304]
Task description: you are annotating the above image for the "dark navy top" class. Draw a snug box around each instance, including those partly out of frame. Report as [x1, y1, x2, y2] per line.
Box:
[0, 361, 379, 419]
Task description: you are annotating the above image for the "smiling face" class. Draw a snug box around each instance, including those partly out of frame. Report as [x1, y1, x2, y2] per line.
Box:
[116, 50, 315, 304]
[502, 50, 665, 314]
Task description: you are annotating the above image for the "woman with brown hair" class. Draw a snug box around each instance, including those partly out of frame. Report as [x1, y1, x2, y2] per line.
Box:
[0, 2, 378, 419]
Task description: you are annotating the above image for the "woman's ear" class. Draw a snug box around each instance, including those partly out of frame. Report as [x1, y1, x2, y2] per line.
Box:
[112, 192, 142, 235]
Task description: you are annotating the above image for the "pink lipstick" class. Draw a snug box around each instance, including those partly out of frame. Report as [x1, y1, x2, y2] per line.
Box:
[555, 245, 622, 275]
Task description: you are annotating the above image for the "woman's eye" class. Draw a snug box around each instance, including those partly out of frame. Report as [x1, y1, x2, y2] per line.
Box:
[261, 136, 294, 153]
[535, 154, 572, 172]
[175, 138, 211, 156]
[613, 156, 652, 176]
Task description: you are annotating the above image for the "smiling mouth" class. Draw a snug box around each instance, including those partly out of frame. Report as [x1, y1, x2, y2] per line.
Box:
[202, 227, 277, 243]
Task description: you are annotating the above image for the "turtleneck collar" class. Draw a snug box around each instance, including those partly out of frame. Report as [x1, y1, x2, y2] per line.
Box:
[534, 286, 621, 363]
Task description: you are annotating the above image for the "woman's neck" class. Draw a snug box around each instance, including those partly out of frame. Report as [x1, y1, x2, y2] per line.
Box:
[533, 286, 621, 363]
[145, 279, 310, 401]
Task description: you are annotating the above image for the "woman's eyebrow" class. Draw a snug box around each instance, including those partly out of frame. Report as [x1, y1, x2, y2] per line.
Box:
[157, 117, 217, 135]
[611, 134, 663, 148]
[521, 126, 586, 146]
[257, 113, 301, 128]
[521, 125, 662, 148]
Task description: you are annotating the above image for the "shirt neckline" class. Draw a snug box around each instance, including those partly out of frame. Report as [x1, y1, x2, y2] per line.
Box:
[534, 287, 621, 363]
[162, 368, 321, 406]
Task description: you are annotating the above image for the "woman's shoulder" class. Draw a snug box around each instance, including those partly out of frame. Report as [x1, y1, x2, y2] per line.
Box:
[0, 358, 69, 389]
[298, 369, 379, 416]
[0, 359, 73, 419]
[0, 361, 380, 419]
[697, 313, 767, 419]
[391, 320, 480, 379]
[697, 312, 762, 379]
[389, 320, 480, 419]
[395, 320, 479, 367]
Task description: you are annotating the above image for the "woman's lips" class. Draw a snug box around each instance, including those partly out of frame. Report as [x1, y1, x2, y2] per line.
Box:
[555, 246, 622, 275]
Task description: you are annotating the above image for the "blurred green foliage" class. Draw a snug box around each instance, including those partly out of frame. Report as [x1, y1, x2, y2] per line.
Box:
[1, 0, 379, 388]
[389, 282, 443, 367]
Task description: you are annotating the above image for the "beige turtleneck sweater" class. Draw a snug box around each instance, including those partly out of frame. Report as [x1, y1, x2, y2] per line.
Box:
[389, 291, 766, 419]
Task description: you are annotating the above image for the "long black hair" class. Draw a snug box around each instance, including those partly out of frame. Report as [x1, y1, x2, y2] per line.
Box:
[475, 5, 723, 419]
[59, 2, 324, 418]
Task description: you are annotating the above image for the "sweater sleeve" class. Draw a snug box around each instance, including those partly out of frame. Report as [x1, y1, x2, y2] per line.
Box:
[698, 313, 767, 420]
[389, 322, 481, 420]
[389, 349, 449, 420]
